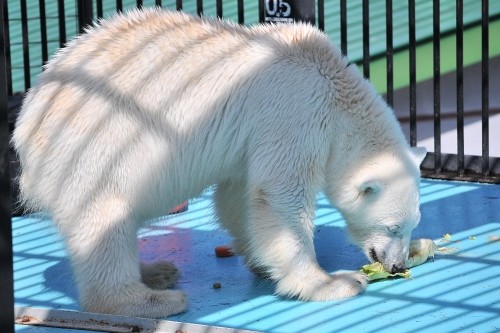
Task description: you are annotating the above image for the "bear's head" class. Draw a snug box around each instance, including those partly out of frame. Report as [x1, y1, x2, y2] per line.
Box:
[328, 147, 427, 274]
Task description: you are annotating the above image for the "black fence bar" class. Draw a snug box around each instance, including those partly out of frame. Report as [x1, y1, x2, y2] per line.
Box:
[197, 0, 203, 16]
[456, 0, 464, 175]
[216, 0, 222, 18]
[78, 0, 94, 33]
[340, 0, 347, 56]
[137, 0, 143, 9]
[97, 0, 104, 19]
[20, 0, 30, 90]
[176, 0, 182, 11]
[238, 0, 244, 24]
[362, 0, 369, 79]
[260, 0, 267, 23]
[481, 0, 489, 176]
[116, 0, 123, 12]
[0, 1, 14, 332]
[39, 0, 49, 64]
[317, 0, 324, 31]
[2, 0, 11, 96]
[408, 0, 417, 147]
[156, 0, 162, 8]
[433, 0, 441, 173]
[385, 0, 393, 108]
[57, 0, 66, 47]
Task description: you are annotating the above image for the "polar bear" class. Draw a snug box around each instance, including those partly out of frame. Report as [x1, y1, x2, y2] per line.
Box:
[13, 9, 426, 318]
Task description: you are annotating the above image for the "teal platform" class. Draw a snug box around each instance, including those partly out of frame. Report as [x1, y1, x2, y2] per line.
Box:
[13, 179, 500, 332]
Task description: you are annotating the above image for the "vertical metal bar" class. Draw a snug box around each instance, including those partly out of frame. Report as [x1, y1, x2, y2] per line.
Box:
[456, 0, 464, 175]
[39, 0, 49, 65]
[116, 0, 123, 13]
[318, 0, 324, 31]
[238, 0, 244, 24]
[409, 0, 417, 147]
[136, 0, 143, 9]
[433, 0, 441, 173]
[57, 0, 66, 48]
[78, 0, 93, 34]
[340, 0, 347, 56]
[216, 0, 222, 18]
[362, 0, 369, 79]
[197, 0, 203, 16]
[386, 0, 393, 107]
[258, 0, 263, 23]
[0, 2, 14, 333]
[176, 0, 182, 11]
[20, 0, 30, 90]
[155, 0, 162, 7]
[481, 0, 489, 175]
[97, 0, 103, 19]
[2, 0, 12, 95]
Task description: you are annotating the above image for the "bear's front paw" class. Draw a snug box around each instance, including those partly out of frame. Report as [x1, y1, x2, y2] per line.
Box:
[140, 261, 180, 290]
[308, 271, 368, 301]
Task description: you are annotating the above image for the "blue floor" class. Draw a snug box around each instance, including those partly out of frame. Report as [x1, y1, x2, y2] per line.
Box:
[13, 179, 500, 333]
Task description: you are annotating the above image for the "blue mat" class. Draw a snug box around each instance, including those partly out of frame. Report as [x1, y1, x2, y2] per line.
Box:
[14, 179, 500, 333]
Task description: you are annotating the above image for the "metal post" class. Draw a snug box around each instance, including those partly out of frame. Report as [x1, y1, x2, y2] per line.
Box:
[1, 0, 11, 96]
[362, 0, 369, 79]
[216, 0, 222, 18]
[197, 0, 203, 16]
[238, 0, 244, 24]
[385, 0, 393, 108]
[20, 0, 30, 90]
[433, 0, 441, 173]
[317, 0, 324, 31]
[481, 0, 489, 176]
[456, 0, 464, 175]
[77, 0, 94, 34]
[409, 0, 417, 147]
[340, 0, 347, 56]
[0, 1, 14, 332]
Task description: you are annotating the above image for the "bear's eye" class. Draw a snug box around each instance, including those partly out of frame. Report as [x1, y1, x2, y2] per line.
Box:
[386, 225, 401, 235]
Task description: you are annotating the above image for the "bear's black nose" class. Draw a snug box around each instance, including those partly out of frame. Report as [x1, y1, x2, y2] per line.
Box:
[391, 264, 406, 274]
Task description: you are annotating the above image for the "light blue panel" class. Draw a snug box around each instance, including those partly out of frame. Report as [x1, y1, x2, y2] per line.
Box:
[14, 179, 500, 333]
[15, 326, 95, 333]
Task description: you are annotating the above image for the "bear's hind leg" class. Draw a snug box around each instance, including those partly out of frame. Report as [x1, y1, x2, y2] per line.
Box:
[62, 198, 187, 318]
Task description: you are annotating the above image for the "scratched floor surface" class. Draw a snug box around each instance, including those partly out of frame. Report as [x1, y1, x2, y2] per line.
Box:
[13, 179, 500, 333]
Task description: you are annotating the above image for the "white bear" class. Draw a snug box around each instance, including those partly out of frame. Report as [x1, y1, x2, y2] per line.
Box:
[13, 9, 426, 318]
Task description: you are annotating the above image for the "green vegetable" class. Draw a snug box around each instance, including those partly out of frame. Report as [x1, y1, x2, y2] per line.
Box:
[360, 238, 439, 282]
[360, 262, 411, 281]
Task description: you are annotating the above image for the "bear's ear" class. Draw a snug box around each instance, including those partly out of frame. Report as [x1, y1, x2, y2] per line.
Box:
[409, 147, 427, 166]
[360, 180, 383, 196]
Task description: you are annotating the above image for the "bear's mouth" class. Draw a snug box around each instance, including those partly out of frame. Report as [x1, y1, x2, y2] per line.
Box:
[369, 248, 380, 262]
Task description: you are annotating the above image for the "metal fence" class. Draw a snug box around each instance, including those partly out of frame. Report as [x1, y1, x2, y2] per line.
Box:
[2, 0, 499, 183]
[0, 1, 499, 331]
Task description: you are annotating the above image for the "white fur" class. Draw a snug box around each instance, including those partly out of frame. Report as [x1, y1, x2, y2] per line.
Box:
[13, 9, 425, 318]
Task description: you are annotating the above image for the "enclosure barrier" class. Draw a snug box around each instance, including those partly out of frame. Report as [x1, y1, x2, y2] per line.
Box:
[2, 0, 499, 183]
[0, 2, 14, 332]
[0, 0, 499, 332]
